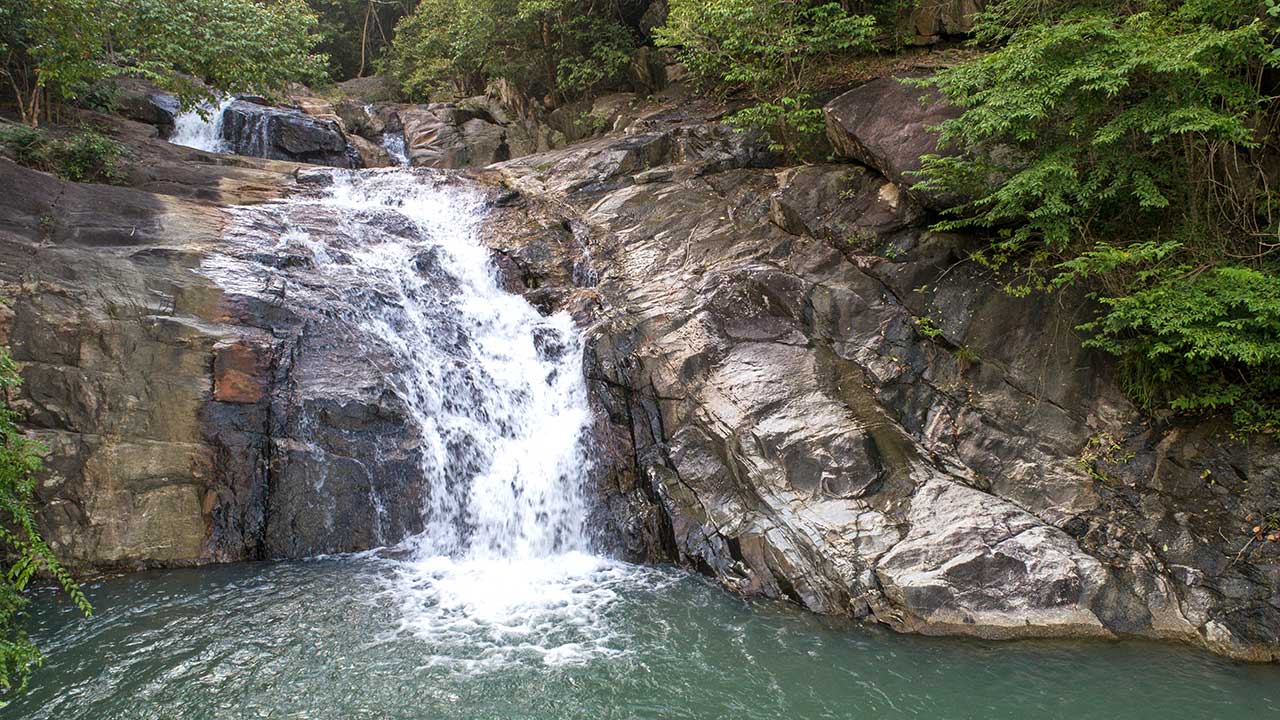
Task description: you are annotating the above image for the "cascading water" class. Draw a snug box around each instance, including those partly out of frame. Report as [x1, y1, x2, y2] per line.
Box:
[203, 167, 656, 668]
[169, 97, 233, 152]
[12, 170, 1280, 720]
[382, 131, 411, 166]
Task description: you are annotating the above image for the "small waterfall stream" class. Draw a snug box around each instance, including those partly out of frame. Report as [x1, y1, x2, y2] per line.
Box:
[319, 172, 593, 559]
[382, 131, 411, 166]
[169, 97, 233, 152]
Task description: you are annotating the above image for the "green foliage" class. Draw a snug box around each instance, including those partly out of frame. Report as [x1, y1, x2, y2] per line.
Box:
[0, 350, 91, 703]
[385, 0, 635, 102]
[914, 316, 944, 339]
[915, 0, 1280, 431]
[0, 126, 48, 169]
[306, 0, 414, 80]
[2, 0, 328, 126]
[0, 125, 123, 183]
[1081, 266, 1280, 432]
[726, 94, 828, 156]
[55, 132, 124, 183]
[656, 0, 878, 157]
[919, 2, 1272, 256]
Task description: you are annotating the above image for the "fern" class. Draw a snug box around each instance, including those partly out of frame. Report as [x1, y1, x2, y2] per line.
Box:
[915, 0, 1280, 431]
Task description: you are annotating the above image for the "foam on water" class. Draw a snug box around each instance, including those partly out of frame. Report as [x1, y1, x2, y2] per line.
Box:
[169, 97, 233, 152]
[233, 168, 635, 669]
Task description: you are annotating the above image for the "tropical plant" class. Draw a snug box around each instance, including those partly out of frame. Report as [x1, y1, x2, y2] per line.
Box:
[306, 0, 415, 80]
[0, 350, 91, 703]
[914, 0, 1280, 430]
[1, 0, 328, 127]
[655, 0, 879, 156]
[0, 125, 124, 183]
[384, 0, 636, 103]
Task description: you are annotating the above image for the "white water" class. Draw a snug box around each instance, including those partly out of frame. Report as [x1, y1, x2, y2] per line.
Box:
[217, 169, 643, 669]
[382, 131, 410, 166]
[169, 97, 233, 152]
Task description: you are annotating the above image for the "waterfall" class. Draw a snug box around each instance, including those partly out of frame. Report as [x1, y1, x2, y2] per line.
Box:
[316, 171, 594, 560]
[206, 168, 637, 669]
[382, 131, 411, 166]
[169, 97, 233, 152]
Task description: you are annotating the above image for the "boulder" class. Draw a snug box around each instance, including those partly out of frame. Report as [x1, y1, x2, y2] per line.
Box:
[911, 0, 984, 42]
[347, 134, 392, 168]
[334, 99, 388, 138]
[399, 103, 511, 168]
[824, 75, 962, 210]
[768, 164, 922, 248]
[638, 0, 669, 38]
[220, 99, 358, 167]
[112, 79, 182, 137]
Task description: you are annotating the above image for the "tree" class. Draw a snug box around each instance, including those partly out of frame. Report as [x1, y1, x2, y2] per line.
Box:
[0, 350, 90, 704]
[384, 0, 635, 104]
[307, 0, 415, 80]
[1, 0, 328, 127]
[655, 0, 878, 156]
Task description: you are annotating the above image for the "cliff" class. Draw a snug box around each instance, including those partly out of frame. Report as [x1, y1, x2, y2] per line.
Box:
[3, 76, 1277, 662]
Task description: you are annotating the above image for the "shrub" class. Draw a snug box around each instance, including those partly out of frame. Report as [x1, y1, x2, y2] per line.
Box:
[1081, 266, 1280, 432]
[54, 131, 123, 183]
[916, 3, 1273, 274]
[384, 0, 635, 103]
[0, 126, 50, 169]
[0, 350, 91, 702]
[0, 126, 124, 183]
[655, 0, 878, 157]
[914, 0, 1280, 431]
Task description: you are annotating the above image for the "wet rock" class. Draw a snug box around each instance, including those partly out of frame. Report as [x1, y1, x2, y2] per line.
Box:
[113, 79, 182, 137]
[221, 100, 357, 167]
[347, 134, 392, 168]
[0, 155, 288, 569]
[213, 340, 269, 404]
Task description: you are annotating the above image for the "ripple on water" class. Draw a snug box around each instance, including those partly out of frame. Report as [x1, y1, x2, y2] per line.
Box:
[9, 558, 1280, 720]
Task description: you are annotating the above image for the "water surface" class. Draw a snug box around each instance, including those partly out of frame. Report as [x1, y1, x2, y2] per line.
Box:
[11, 557, 1278, 720]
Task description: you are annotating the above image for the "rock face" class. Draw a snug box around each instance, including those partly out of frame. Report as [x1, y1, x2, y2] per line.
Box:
[909, 0, 984, 42]
[1, 154, 274, 567]
[1, 141, 450, 567]
[396, 98, 561, 169]
[824, 76, 962, 210]
[488, 96, 1280, 661]
[221, 100, 359, 168]
[112, 79, 182, 138]
[9, 73, 1279, 663]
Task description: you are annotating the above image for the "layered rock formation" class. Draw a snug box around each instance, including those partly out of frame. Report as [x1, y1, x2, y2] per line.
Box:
[219, 100, 359, 168]
[7, 71, 1277, 662]
[1, 127, 457, 567]
[483, 85, 1280, 662]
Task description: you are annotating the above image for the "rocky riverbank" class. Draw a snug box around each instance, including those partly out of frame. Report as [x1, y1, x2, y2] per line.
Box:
[4, 70, 1277, 662]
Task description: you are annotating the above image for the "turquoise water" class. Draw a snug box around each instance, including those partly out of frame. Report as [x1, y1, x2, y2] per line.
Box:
[9, 556, 1279, 719]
